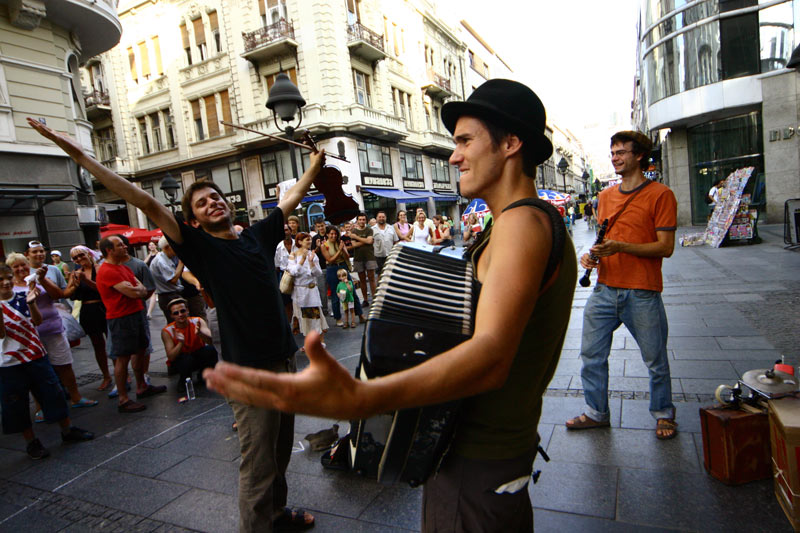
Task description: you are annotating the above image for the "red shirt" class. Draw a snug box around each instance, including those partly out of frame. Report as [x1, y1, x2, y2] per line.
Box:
[96, 262, 144, 319]
[162, 318, 206, 364]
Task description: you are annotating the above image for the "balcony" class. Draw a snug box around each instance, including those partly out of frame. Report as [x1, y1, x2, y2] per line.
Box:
[347, 22, 387, 62]
[84, 90, 111, 121]
[419, 129, 454, 155]
[342, 104, 408, 142]
[422, 68, 452, 98]
[42, 0, 122, 60]
[241, 20, 297, 64]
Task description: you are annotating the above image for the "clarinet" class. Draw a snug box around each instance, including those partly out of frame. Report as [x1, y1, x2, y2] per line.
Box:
[578, 219, 609, 287]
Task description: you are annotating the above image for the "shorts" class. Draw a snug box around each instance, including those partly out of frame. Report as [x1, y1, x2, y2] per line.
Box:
[343, 301, 354, 311]
[0, 357, 69, 433]
[108, 310, 149, 359]
[40, 331, 73, 366]
[79, 301, 107, 336]
[352, 260, 377, 273]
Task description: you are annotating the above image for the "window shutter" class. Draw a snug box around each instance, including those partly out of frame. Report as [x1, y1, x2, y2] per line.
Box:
[180, 24, 189, 48]
[191, 99, 201, 121]
[152, 36, 163, 74]
[259, 0, 266, 17]
[127, 47, 137, 82]
[138, 41, 150, 78]
[209, 11, 219, 33]
[193, 18, 206, 46]
[220, 90, 233, 133]
[204, 94, 219, 137]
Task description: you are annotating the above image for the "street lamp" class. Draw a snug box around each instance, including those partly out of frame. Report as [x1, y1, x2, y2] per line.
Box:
[581, 170, 590, 196]
[160, 172, 179, 213]
[266, 72, 306, 183]
[557, 157, 568, 193]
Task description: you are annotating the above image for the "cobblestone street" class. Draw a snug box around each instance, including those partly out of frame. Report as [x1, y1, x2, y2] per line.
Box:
[0, 222, 797, 532]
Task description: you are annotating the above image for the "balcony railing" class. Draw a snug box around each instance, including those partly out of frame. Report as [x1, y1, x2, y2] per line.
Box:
[425, 68, 451, 94]
[84, 89, 110, 107]
[348, 22, 383, 51]
[242, 19, 295, 53]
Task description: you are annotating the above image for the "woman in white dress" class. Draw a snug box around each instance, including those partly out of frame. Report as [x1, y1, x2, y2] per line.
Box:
[288, 232, 328, 347]
[411, 210, 433, 244]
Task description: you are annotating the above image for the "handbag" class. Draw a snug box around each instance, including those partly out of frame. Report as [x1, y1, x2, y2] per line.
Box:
[279, 270, 295, 295]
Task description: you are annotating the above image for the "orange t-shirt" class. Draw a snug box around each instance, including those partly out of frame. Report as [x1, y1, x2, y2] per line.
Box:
[162, 318, 206, 363]
[596, 180, 677, 292]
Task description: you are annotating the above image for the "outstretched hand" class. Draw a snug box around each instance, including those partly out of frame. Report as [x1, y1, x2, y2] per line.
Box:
[203, 331, 364, 419]
[26, 118, 86, 161]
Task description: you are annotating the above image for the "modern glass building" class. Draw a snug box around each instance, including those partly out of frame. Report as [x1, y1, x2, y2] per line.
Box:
[634, 0, 799, 225]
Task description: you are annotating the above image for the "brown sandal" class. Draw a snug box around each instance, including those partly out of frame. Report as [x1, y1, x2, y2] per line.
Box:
[350, 321, 357, 328]
[342, 323, 349, 329]
[565, 414, 610, 430]
[656, 418, 678, 440]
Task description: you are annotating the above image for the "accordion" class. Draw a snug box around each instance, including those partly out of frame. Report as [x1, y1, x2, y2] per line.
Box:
[348, 242, 476, 486]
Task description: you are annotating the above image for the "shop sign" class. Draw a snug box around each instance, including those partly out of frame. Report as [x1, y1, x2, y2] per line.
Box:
[769, 128, 797, 142]
[402, 179, 425, 189]
[0, 216, 37, 240]
[363, 176, 393, 187]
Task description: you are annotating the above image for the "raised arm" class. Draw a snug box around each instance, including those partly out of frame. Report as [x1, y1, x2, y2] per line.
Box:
[26, 118, 182, 244]
[278, 151, 325, 217]
[203, 207, 554, 419]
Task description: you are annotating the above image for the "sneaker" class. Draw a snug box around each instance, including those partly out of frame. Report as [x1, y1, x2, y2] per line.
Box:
[26, 438, 50, 460]
[107, 382, 131, 399]
[144, 373, 152, 386]
[61, 426, 94, 443]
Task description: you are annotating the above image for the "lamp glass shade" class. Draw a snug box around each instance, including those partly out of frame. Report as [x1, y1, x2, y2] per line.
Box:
[266, 72, 306, 122]
[274, 101, 299, 122]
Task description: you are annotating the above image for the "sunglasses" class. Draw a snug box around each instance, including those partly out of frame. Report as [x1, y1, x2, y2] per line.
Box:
[71, 252, 87, 260]
[171, 309, 188, 316]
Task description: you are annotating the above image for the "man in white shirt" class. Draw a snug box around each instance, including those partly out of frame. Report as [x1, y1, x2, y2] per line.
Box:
[372, 210, 399, 275]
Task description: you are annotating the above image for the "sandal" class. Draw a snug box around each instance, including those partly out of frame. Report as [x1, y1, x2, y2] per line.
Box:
[342, 323, 349, 329]
[350, 321, 357, 328]
[273, 507, 315, 532]
[656, 418, 678, 440]
[71, 398, 99, 408]
[97, 377, 113, 391]
[565, 414, 610, 430]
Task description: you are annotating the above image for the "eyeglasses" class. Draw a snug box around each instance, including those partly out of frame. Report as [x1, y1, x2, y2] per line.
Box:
[171, 309, 188, 316]
[610, 149, 632, 158]
[71, 252, 87, 260]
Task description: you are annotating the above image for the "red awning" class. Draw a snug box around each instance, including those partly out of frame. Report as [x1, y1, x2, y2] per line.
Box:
[100, 224, 161, 245]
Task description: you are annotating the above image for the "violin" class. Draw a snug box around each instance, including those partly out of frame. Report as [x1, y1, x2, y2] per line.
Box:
[220, 121, 360, 224]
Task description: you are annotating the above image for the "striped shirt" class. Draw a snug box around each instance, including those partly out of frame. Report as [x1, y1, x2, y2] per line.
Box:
[1, 293, 46, 367]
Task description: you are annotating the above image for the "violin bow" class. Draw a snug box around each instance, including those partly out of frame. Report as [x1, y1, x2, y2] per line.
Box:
[219, 121, 350, 163]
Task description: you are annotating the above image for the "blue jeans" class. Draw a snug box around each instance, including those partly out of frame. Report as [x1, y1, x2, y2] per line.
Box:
[326, 264, 362, 321]
[580, 283, 674, 422]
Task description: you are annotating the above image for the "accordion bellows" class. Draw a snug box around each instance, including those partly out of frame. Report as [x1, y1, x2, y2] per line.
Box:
[350, 243, 476, 486]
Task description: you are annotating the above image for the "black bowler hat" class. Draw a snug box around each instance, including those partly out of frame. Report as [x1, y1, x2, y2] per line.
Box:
[442, 79, 553, 165]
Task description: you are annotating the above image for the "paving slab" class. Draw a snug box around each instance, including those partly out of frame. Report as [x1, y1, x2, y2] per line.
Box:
[530, 461, 619, 519]
[103, 446, 189, 478]
[672, 349, 782, 360]
[158, 423, 242, 461]
[715, 336, 777, 350]
[285, 470, 384, 520]
[547, 426, 701, 473]
[307, 510, 417, 532]
[0, 506, 70, 533]
[59, 468, 190, 516]
[617, 468, 792, 532]
[9, 458, 89, 491]
[532, 508, 675, 532]
[624, 359, 738, 380]
[357, 484, 422, 531]
[540, 396, 622, 428]
[621, 399, 705, 433]
[680, 378, 731, 395]
[150, 488, 237, 533]
[569, 376, 683, 394]
[156, 456, 240, 496]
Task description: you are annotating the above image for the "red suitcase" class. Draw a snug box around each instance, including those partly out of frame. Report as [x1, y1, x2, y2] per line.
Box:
[699, 405, 772, 485]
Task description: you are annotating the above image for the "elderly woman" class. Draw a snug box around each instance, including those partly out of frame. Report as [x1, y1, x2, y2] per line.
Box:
[62, 245, 113, 390]
[6, 253, 97, 410]
[288, 232, 328, 347]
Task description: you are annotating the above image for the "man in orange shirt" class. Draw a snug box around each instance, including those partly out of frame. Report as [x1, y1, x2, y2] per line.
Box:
[161, 298, 217, 388]
[566, 131, 679, 440]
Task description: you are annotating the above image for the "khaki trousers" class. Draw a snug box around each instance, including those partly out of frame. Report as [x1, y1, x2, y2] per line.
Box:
[228, 356, 296, 533]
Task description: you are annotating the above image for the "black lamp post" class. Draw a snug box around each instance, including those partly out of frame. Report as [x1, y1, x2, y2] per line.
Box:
[266, 72, 306, 183]
[160, 172, 180, 213]
[581, 170, 590, 196]
[557, 157, 568, 193]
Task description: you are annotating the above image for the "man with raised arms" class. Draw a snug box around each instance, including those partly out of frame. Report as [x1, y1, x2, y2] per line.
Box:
[197, 80, 578, 532]
[28, 117, 321, 533]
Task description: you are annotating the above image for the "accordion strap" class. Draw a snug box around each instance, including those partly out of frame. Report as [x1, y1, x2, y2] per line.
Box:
[469, 198, 567, 289]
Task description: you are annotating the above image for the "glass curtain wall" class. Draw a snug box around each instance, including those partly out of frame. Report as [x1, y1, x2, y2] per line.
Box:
[643, 0, 794, 104]
[687, 112, 763, 224]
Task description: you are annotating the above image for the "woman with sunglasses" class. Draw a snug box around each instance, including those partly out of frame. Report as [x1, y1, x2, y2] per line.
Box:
[6, 253, 98, 409]
[62, 245, 113, 390]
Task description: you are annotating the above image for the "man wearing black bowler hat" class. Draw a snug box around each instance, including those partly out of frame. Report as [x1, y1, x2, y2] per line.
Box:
[201, 79, 577, 532]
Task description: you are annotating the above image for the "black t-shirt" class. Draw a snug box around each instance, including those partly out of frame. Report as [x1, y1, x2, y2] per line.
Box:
[311, 233, 327, 269]
[166, 210, 296, 368]
[584, 203, 593, 216]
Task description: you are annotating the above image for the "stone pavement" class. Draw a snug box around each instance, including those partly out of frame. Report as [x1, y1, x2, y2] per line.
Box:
[0, 221, 798, 532]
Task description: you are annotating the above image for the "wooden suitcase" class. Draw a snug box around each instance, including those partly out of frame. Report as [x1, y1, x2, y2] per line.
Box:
[699, 405, 772, 485]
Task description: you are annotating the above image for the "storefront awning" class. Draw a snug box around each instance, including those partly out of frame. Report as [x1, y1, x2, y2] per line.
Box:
[362, 188, 422, 200]
[261, 193, 325, 209]
[408, 190, 460, 202]
[0, 187, 74, 215]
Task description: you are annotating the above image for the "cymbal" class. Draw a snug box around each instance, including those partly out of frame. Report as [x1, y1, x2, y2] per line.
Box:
[741, 369, 798, 395]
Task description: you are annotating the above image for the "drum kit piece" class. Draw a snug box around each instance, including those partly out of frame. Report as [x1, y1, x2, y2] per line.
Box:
[716, 362, 798, 411]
